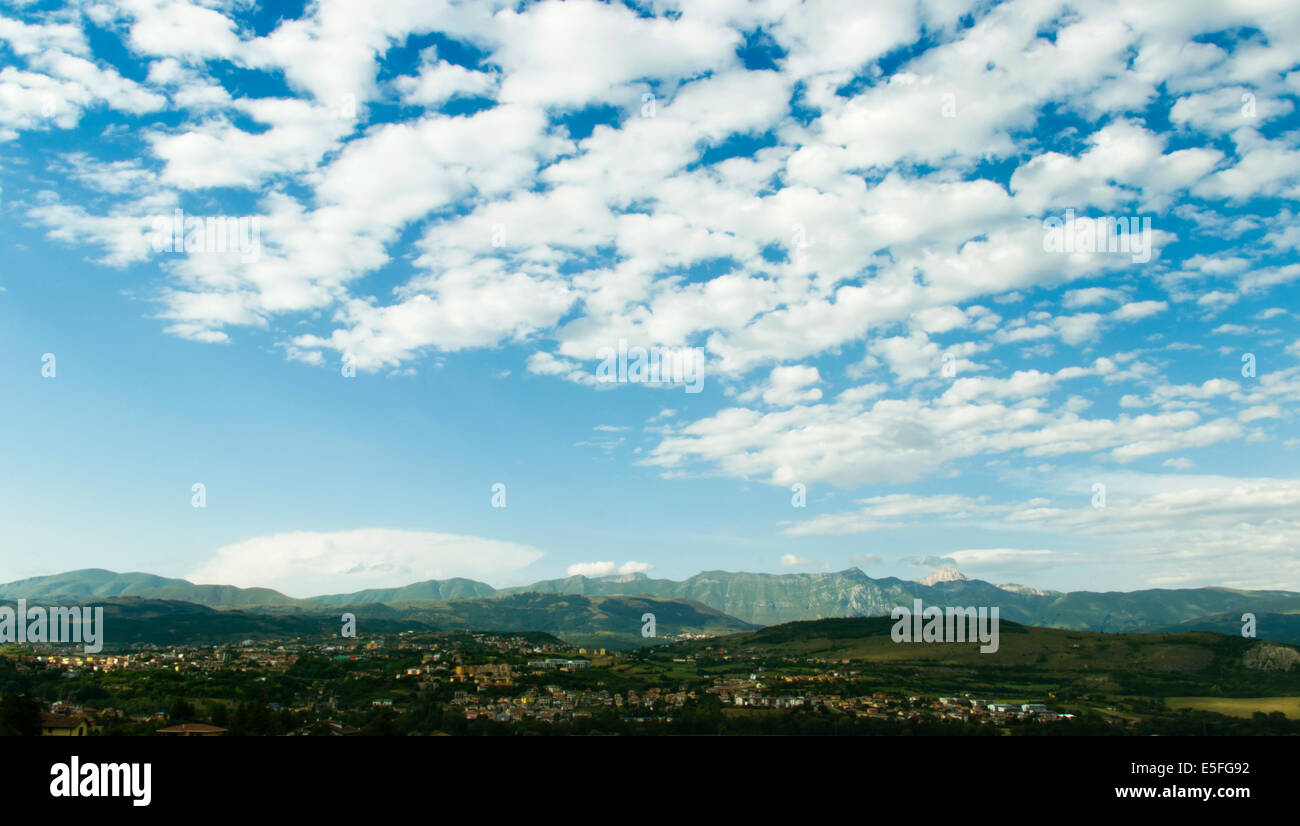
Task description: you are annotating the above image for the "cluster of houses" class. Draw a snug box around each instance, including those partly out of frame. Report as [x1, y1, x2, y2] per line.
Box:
[703, 676, 1076, 726]
[7, 628, 1094, 735]
[31, 702, 228, 737]
[935, 696, 1075, 723]
[27, 644, 301, 676]
[452, 685, 694, 723]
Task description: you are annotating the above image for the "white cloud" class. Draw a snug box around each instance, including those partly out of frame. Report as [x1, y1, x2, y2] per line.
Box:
[491, 0, 739, 108]
[7, 0, 1300, 597]
[395, 47, 497, 106]
[566, 560, 653, 577]
[739, 364, 823, 406]
[784, 493, 997, 536]
[1063, 287, 1126, 309]
[189, 529, 545, 596]
[647, 353, 1241, 488]
[942, 548, 1057, 567]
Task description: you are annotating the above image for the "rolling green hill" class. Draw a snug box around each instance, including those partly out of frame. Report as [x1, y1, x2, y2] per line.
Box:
[1150, 611, 1300, 643]
[309, 578, 497, 605]
[670, 616, 1300, 697]
[385, 592, 755, 647]
[0, 569, 307, 609]
[504, 569, 1300, 636]
[0, 592, 753, 649]
[0, 598, 396, 645]
[8, 567, 1300, 644]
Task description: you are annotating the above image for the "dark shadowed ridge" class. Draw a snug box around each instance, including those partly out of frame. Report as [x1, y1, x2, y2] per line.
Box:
[5, 567, 1300, 643]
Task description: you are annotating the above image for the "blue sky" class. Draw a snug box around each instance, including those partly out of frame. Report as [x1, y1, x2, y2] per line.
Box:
[2, 0, 1300, 596]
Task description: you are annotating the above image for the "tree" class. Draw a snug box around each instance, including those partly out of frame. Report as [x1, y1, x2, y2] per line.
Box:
[168, 697, 196, 723]
[209, 702, 229, 728]
[0, 693, 43, 736]
[363, 707, 399, 736]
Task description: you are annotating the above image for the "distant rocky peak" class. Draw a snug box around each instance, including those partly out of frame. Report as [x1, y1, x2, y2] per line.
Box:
[917, 567, 968, 586]
[592, 572, 648, 583]
[997, 582, 1055, 596]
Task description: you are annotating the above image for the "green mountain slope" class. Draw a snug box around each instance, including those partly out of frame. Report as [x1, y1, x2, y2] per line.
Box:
[672, 616, 1300, 696]
[0, 592, 754, 649]
[309, 577, 497, 605]
[0, 598, 406, 645]
[504, 569, 1300, 635]
[1150, 611, 1300, 644]
[0, 569, 307, 609]
[8, 568, 1300, 643]
[382, 592, 755, 648]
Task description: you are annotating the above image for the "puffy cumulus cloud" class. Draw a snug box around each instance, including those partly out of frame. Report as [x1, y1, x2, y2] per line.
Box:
[1010, 120, 1222, 213]
[27, 194, 178, 268]
[7, 0, 1299, 507]
[188, 529, 546, 597]
[1170, 87, 1295, 134]
[489, 0, 740, 108]
[993, 301, 1170, 348]
[0, 15, 88, 57]
[935, 360, 1117, 407]
[784, 493, 999, 536]
[1239, 404, 1282, 423]
[867, 331, 987, 382]
[1196, 128, 1300, 203]
[395, 46, 497, 107]
[147, 97, 354, 190]
[1114, 378, 1249, 413]
[1002, 476, 1300, 589]
[778, 553, 813, 568]
[738, 364, 822, 406]
[1006, 476, 1300, 535]
[565, 560, 653, 578]
[115, 0, 243, 61]
[525, 351, 593, 386]
[911, 305, 969, 334]
[942, 548, 1059, 567]
[644, 366, 1246, 488]
[784, 475, 1300, 588]
[17, 0, 1287, 374]
[294, 269, 576, 371]
[1063, 287, 1127, 309]
[0, 19, 165, 139]
[769, 0, 925, 78]
[236, 0, 489, 107]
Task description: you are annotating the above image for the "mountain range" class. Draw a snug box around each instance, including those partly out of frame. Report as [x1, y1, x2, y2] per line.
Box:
[4, 566, 1300, 646]
[0, 591, 753, 648]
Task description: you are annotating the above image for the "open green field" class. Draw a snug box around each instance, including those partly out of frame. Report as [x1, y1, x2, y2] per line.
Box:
[1167, 696, 1300, 718]
[667, 617, 1300, 702]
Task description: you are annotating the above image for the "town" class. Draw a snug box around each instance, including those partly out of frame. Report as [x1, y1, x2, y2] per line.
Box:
[0, 630, 1115, 736]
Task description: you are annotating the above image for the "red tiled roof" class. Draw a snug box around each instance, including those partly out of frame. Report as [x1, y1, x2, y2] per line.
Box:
[157, 723, 227, 733]
[41, 712, 86, 729]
